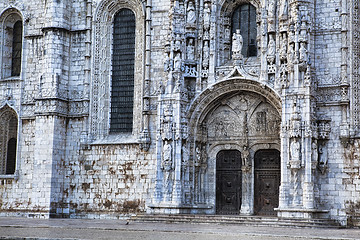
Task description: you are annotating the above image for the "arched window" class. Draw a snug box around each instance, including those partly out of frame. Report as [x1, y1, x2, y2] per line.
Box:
[11, 21, 23, 76]
[232, 4, 257, 57]
[0, 9, 23, 79]
[110, 8, 136, 133]
[0, 107, 18, 175]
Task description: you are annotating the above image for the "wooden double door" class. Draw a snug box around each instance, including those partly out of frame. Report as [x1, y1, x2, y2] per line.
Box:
[216, 149, 280, 215]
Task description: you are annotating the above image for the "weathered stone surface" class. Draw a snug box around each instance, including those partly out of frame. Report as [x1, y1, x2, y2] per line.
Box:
[0, 0, 359, 227]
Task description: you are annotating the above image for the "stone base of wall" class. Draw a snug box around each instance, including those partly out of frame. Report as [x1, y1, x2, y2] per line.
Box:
[0, 210, 49, 219]
[148, 203, 213, 214]
[276, 208, 329, 219]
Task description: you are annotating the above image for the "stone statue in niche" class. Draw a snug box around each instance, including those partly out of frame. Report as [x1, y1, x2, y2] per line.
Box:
[225, 26, 231, 42]
[242, 145, 251, 168]
[174, 34, 181, 52]
[232, 29, 243, 59]
[164, 52, 172, 72]
[174, 53, 182, 71]
[290, 139, 301, 168]
[268, 0, 276, 19]
[311, 141, 318, 169]
[203, 3, 210, 28]
[182, 145, 190, 169]
[280, 33, 287, 61]
[288, 43, 295, 69]
[162, 140, 173, 201]
[202, 41, 209, 68]
[279, 0, 288, 19]
[267, 35, 276, 64]
[162, 104, 173, 140]
[318, 144, 328, 174]
[299, 42, 307, 63]
[186, 1, 196, 25]
[162, 140, 173, 171]
[187, 38, 195, 60]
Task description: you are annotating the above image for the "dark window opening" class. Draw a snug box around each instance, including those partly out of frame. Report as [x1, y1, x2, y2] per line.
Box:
[6, 138, 16, 174]
[11, 21, 23, 76]
[231, 4, 257, 57]
[110, 8, 135, 133]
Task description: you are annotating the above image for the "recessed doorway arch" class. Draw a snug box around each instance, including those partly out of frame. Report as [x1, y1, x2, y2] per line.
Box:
[187, 79, 281, 215]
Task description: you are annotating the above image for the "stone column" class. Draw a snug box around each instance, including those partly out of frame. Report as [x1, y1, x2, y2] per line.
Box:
[32, 0, 70, 217]
[278, 91, 290, 209]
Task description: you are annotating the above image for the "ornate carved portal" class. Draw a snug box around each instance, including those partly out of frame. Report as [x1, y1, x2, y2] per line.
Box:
[201, 90, 281, 215]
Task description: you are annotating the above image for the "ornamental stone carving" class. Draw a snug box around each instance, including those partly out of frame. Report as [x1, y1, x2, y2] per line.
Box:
[232, 29, 243, 60]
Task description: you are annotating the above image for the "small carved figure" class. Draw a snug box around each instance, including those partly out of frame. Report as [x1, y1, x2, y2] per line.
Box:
[232, 29, 243, 59]
[317, 144, 328, 174]
[164, 53, 172, 72]
[268, 0, 276, 18]
[280, 34, 287, 61]
[279, 0, 288, 18]
[299, 42, 307, 63]
[182, 145, 190, 167]
[174, 52, 182, 71]
[267, 35, 276, 63]
[162, 140, 173, 171]
[203, 3, 210, 28]
[311, 141, 318, 168]
[186, 1, 196, 25]
[242, 145, 251, 167]
[174, 34, 181, 51]
[187, 38, 195, 60]
[202, 41, 209, 67]
[288, 43, 295, 64]
[290, 139, 300, 162]
[318, 145, 328, 166]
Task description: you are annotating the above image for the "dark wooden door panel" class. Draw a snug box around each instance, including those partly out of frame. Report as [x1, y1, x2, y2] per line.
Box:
[216, 150, 242, 215]
[254, 150, 280, 216]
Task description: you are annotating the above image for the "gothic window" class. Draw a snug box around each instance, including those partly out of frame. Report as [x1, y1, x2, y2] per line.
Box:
[0, 106, 18, 175]
[110, 8, 136, 133]
[0, 10, 23, 79]
[11, 21, 23, 76]
[231, 4, 257, 57]
[91, 2, 144, 140]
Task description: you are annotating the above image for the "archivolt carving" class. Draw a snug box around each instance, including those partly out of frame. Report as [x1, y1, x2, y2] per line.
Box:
[187, 79, 281, 133]
[205, 92, 280, 140]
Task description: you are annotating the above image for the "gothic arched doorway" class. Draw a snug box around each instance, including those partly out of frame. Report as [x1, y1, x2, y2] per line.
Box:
[187, 79, 281, 215]
[254, 149, 280, 216]
[216, 150, 242, 214]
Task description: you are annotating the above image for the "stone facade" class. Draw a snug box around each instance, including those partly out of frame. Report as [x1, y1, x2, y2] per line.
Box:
[0, 0, 360, 227]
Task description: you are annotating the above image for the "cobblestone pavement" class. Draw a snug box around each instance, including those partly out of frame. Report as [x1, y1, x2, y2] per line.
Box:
[0, 217, 360, 240]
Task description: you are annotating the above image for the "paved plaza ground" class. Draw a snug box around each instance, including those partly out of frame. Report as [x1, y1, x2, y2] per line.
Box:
[0, 217, 360, 240]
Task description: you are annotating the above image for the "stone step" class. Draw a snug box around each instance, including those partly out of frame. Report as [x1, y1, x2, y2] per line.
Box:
[130, 214, 342, 228]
